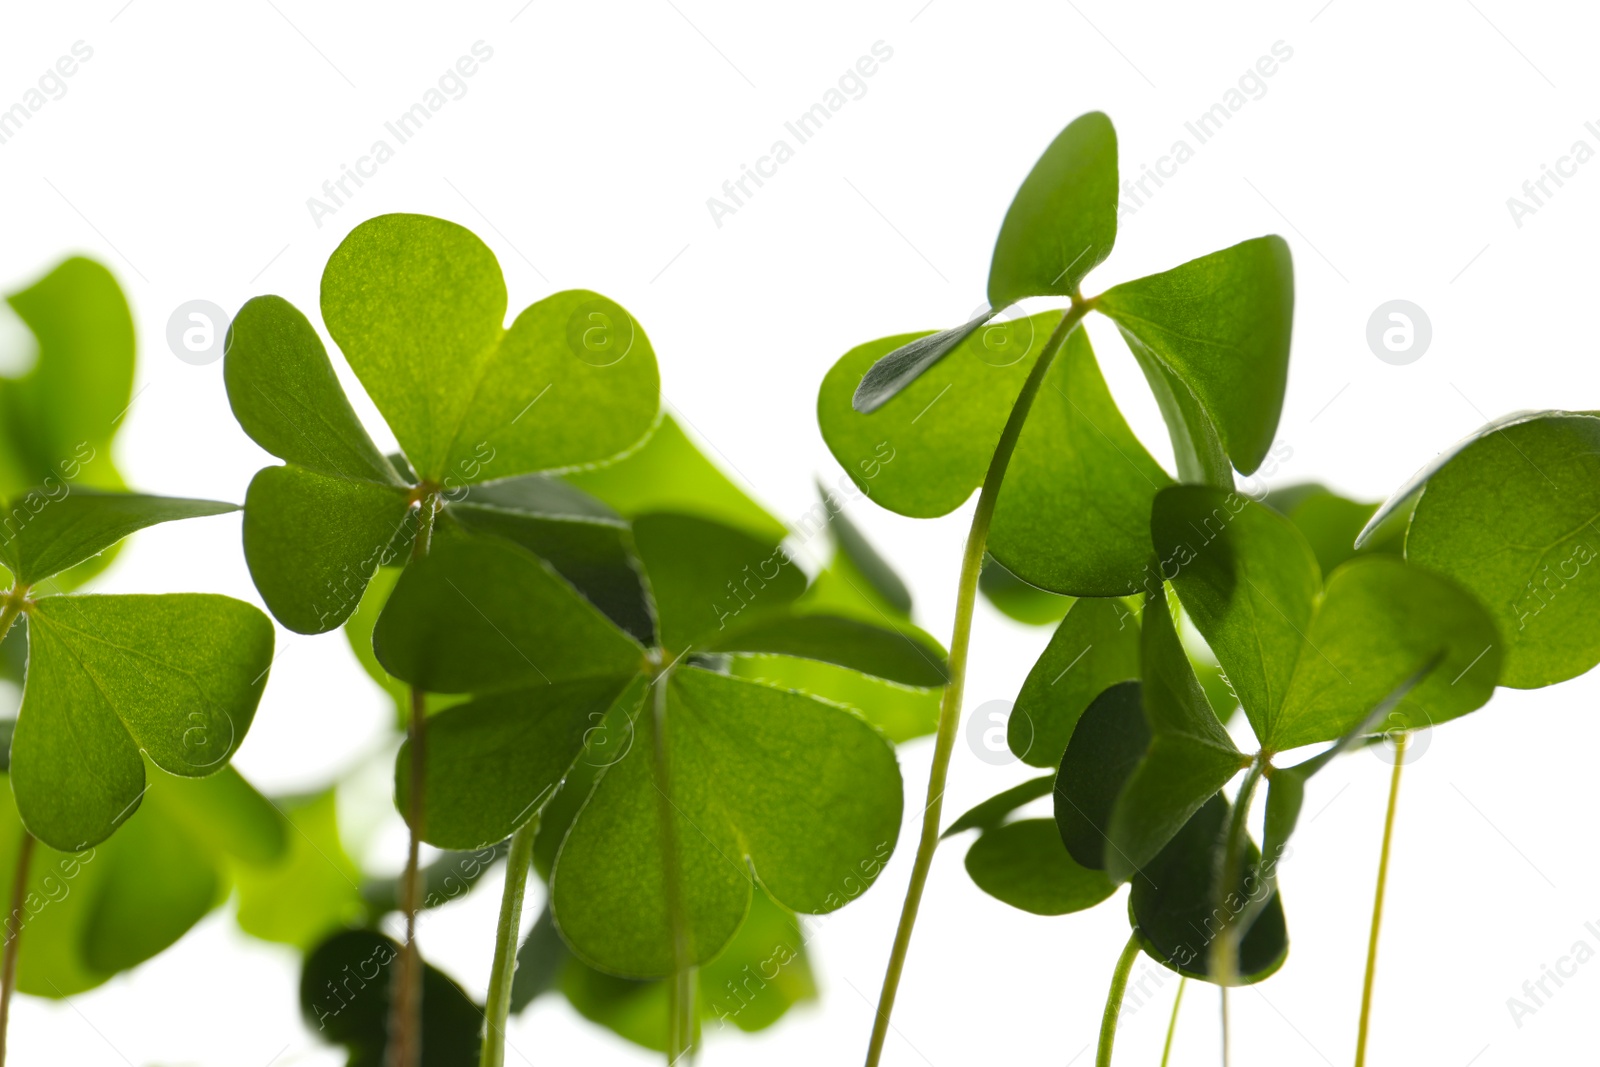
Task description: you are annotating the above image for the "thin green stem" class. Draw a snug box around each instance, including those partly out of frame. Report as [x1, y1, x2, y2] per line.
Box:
[479, 822, 537, 1067]
[1096, 930, 1143, 1067]
[1354, 732, 1407, 1067]
[1212, 752, 1267, 988]
[0, 831, 35, 1067]
[863, 302, 1090, 1067]
[387, 498, 438, 1067]
[1160, 978, 1185, 1067]
[1220, 988, 1230, 1067]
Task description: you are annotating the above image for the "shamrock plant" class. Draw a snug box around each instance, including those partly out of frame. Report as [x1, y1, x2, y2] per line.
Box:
[0, 256, 278, 1065]
[817, 110, 1293, 1063]
[223, 211, 660, 1067]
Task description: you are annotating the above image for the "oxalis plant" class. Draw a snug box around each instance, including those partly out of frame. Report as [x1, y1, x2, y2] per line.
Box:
[0, 256, 278, 1064]
[226, 214, 945, 1066]
[817, 111, 1509, 1066]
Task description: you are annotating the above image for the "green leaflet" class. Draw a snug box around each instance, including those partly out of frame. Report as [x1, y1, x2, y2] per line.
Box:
[13, 593, 274, 850]
[988, 327, 1171, 596]
[818, 312, 1062, 518]
[726, 654, 940, 744]
[1104, 595, 1241, 883]
[630, 512, 806, 653]
[1265, 483, 1401, 577]
[0, 257, 132, 499]
[1010, 596, 1140, 768]
[964, 819, 1117, 916]
[301, 928, 482, 1064]
[550, 667, 902, 977]
[1054, 681, 1148, 872]
[703, 613, 947, 688]
[0, 491, 237, 586]
[988, 112, 1120, 309]
[322, 214, 659, 483]
[1130, 794, 1288, 984]
[1, 763, 286, 997]
[1098, 236, 1294, 476]
[372, 534, 644, 694]
[818, 482, 912, 614]
[1403, 412, 1600, 688]
[943, 774, 1055, 838]
[1154, 487, 1502, 749]
[397, 675, 643, 849]
[224, 295, 400, 483]
[242, 465, 413, 635]
[564, 415, 788, 544]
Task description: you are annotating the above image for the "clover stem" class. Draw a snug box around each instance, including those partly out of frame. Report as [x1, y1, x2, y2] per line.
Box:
[1354, 731, 1407, 1067]
[0, 830, 35, 1067]
[1212, 752, 1267, 989]
[479, 821, 536, 1067]
[387, 496, 438, 1067]
[1160, 977, 1185, 1067]
[863, 300, 1090, 1067]
[1096, 930, 1142, 1067]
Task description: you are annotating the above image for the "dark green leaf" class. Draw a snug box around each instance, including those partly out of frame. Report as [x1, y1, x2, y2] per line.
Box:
[372, 534, 643, 694]
[965, 819, 1118, 916]
[989, 326, 1172, 596]
[849, 311, 998, 414]
[1130, 794, 1287, 984]
[14, 593, 273, 850]
[987, 112, 1119, 308]
[943, 774, 1054, 838]
[242, 464, 413, 634]
[398, 674, 644, 848]
[322, 214, 658, 483]
[550, 667, 901, 977]
[0, 491, 237, 586]
[706, 613, 946, 687]
[1011, 597, 1140, 768]
[1098, 236, 1293, 475]
[1054, 681, 1148, 872]
[224, 295, 401, 483]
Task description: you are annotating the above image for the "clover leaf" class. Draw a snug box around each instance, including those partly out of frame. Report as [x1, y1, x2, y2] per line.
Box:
[1008, 595, 1139, 768]
[225, 213, 661, 634]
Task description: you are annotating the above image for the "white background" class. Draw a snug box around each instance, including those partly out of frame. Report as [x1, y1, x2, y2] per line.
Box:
[1, 1, 1597, 1064]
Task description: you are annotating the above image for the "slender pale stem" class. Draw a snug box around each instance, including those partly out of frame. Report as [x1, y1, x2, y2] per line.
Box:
[0, 832, 35, 1067]
[863, 302, 1090, 1067]
[1354, 732, 1407, 1067]
[387, 498, 437, 1067]
[1096, 930, 1143, 1067]
[479, 822, 537, 1067]
[1160, 978, 1185, 1067]
[1212, 753, 1267, 988]
[0, 585, 31, 1067]
[1221, 988, 1230, 1067]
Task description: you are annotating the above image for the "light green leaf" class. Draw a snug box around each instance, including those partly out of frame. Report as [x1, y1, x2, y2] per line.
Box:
[988, 112, 1119, 308]
[1403, 412, 1600, 687]
[818, 481, 912, 614]
[964, 819, 1117, 916]
[0, 491, 237, 586]
[726, 654, 940, 744]
[1266, 483, 1397, 577]
[706, 613, 946, 687]
[1098, 236, 1293, 475]
[989, 326, 1172, 595]
[398, 674, 644, 849]
[1010, 597, 1140, 768]
[322, 214, 658, 483]
[13, 593, 273, 850]
[818, 311, 1064, 518]
[224, 295, 400, 483]
[550, 667, 902, 977]
[372, 534, 643, 693]
[241, 464, 413, 634]
[564, 415, 787, 544]
[234, 788, 364, 950]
